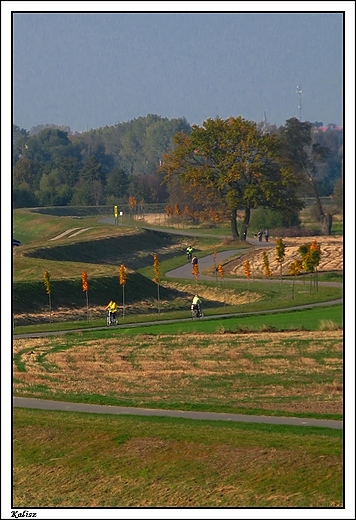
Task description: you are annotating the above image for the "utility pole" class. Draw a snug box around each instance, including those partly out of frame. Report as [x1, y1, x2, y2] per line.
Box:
[263, 111, 267, 133]
[296, 85, 302, 121]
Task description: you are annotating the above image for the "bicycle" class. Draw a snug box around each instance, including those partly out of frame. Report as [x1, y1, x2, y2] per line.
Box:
[106, 311, 118, 326]
[191, 304, 203, 319]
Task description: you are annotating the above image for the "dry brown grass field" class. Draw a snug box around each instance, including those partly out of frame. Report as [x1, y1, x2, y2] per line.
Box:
[13, 330, 342, 417]
[220, 235, 343, 277]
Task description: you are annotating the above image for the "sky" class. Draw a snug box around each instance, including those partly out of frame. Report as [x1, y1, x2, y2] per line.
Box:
[9, 6, 347, 132]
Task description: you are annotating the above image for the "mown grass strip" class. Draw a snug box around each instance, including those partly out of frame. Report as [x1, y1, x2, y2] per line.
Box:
[13, 408, 343, 508]
[13, 299, 343, 335]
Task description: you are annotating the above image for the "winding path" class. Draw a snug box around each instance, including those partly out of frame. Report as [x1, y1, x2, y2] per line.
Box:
[165, 248, 343, 288]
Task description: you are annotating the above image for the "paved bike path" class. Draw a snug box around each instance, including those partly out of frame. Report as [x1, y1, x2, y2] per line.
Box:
[13, 397, 342, 430]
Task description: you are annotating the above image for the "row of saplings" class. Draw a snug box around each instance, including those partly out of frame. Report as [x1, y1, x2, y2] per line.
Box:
[41, 239, 321, 325]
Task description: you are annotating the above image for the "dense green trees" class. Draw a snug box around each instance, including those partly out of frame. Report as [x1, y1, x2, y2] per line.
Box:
[312, 128, 343, 195]
[12, 116, 190, 208]
[96, 114, 191, 175]
[278, 118, 334, 234]
[13, 186, 39, 208]
[105, 167, 130, 204]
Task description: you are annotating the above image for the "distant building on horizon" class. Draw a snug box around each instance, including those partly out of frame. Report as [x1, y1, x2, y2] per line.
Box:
[312, 122, 343, 132]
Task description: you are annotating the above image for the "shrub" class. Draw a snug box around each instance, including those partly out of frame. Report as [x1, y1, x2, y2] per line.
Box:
[272, 227, 321, 238]
[249, 207, 300, 232]
[319, 319, 341, 331]
[259, 324, 278, 332]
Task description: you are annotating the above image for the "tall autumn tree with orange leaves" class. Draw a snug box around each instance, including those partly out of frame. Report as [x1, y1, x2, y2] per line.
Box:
[262, 252, 272, 278]
[244, 259, 252, 302]
[298, 240, 322, 293]
[309, 239, 321, 290]
[43, 270, 52, 321]
[160, 116, 303, 240]
[289, 259, 303, 299]
[275, 238, 286, 283]
[153, 254, 161, 313]
[119, 264, 127, 317]
[128, 195, 137, 218]
[81, 270, 89, 320]
[217, 263, 226, 307]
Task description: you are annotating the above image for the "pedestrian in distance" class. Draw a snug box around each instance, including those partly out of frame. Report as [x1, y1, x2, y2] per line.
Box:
[257, 229, 263, 242]
[265, 229, 269, 242]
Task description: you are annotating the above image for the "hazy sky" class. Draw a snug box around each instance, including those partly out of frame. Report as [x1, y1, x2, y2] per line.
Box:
[2, 5, 356, 520]
[11, 7, 346, 132]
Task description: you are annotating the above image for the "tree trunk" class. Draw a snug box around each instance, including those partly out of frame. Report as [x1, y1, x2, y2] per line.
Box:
[48, 294, 52, 323]
[86, 291, 89, 321]
[157, 283, 160, 314]
[309, 175, 333, 234]
[311, 184, 324, 220]
[302, 163, 324, 220]
[320, 213, 333, 235]
[230, 209, 239, 239]
[241, 206, 251, 241]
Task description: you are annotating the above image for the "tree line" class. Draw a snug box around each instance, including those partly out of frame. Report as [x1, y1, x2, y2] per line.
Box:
[13, 114, 191, 208]
[13, 114, 343, 235]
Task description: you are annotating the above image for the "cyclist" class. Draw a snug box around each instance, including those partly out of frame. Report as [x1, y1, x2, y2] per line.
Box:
[186, 245, 193, 261]
[191, 294, 202, 316]
[105, 299, 118, 323]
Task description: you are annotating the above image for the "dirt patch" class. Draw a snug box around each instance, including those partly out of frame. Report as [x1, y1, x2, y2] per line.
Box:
[223, 235, 343, 277]
[135, 213, 169, 225]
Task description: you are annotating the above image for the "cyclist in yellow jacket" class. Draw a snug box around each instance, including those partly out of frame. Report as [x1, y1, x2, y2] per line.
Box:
[191, 294, 202, 315]
[186, 245, 193, 261]
[105, 300, 117, 322]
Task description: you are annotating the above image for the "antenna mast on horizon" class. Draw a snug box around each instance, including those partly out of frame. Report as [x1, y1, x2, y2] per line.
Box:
[261, 111, 267, 133]
[296, 85, 302, 121]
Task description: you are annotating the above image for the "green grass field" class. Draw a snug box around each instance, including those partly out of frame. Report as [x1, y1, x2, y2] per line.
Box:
[13, 408, 342, 508]
[13, 302, 343, 335]
[11, 207, 344, 509]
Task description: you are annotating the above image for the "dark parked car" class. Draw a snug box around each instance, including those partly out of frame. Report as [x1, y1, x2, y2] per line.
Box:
[13, 239, 22, 247]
